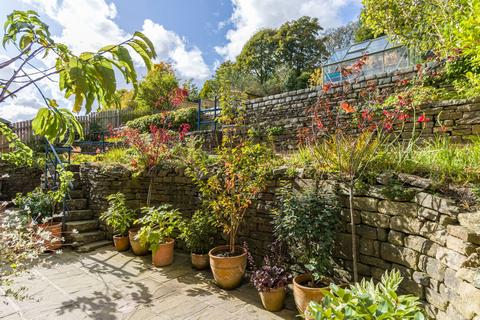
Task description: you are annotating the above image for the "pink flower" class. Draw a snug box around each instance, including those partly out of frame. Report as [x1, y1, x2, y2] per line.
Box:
[417, 114, 430, 123]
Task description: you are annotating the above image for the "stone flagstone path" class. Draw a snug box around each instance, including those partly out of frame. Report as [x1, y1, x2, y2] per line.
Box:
[0, 247, 296, 320]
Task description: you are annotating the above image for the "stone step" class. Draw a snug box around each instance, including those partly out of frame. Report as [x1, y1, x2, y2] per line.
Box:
[75, 240, 112, 253]
[69, 190, 84, 199]
[65, 219, 98, 233]
[70, 231, 106, 246]
[66, 164, 81, 173]
[52, 211, 92, 223]
[66, 198, 88, 210]
[64, 210, 94, 221]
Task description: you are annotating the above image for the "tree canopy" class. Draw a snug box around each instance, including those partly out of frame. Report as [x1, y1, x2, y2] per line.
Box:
[201, 16, 327, 98]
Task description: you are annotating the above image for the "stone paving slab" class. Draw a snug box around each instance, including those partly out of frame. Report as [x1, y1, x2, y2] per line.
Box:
[0, 247, 296, 320]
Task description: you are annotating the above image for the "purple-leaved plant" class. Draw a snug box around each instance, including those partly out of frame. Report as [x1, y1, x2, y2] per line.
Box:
[245, 241, 292, 292]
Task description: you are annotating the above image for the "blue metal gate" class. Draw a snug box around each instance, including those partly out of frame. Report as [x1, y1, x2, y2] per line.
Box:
[197, 97, 221, 131]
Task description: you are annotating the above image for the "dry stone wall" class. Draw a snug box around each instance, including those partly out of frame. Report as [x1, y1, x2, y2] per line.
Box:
[193, 66, 480, 152]
[80, 163, 480, 319]
[0, 162, 42, 200]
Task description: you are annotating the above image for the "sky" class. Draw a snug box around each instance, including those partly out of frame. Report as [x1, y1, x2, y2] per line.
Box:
[0, 0, 362, 122]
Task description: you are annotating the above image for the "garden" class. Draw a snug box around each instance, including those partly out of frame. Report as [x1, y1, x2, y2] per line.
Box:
[1, 1, 480, 320]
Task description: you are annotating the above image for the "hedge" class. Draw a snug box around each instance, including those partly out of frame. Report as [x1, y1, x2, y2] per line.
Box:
[126, 106, 197, 132]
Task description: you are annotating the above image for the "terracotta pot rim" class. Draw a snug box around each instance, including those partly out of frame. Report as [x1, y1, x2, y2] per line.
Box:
[191, 252, 209, 256]
[209, 245, 247, 259]
[293, 274, 330, 291]
[113, 234, 128, 238]
[258, 286, 287, 293]
[158, 238, 174, 245]
[37, 221, 62, 228]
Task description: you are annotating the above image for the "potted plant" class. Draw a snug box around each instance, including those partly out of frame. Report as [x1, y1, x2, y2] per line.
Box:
[136, 205, 183, 267]
[100, 192, 136, 252]
[247, 241, 291, 312]
[274, 188, 340, 315]
[180, 210, 217, 270]
[184, 135, 275, 290]
[306, 270, 426, 319]
[13, 170, 73, 251]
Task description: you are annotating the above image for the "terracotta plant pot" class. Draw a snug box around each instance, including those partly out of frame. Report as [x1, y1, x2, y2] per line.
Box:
[209, 245, 247, 290]
[129, 228, 147, 256]
[259, 287, 287, 312]
[113, 234, 129, 252]
[152, 238, 175, 267]
[191, 252, 209, 270]
[293, 274, 329, 315]
[37, 222, 62, 251]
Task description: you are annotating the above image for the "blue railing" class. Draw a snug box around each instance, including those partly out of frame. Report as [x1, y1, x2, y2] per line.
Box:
[44, 139, 72, 229]
[197, 97, 221, 131]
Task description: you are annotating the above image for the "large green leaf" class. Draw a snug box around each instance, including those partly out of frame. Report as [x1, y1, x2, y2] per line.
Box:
[134, 31, 156, 57]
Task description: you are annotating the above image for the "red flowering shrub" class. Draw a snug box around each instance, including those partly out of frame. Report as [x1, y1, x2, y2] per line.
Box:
[112, 121, 191, 205]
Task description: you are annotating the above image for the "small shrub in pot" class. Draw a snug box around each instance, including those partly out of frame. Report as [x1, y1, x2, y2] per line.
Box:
[180, 210, 217, 270]
[14, 169, 73, 251]
[100, 192, 136, 252]
[274, 187, 340, 314]
[184, 135, 276, 289]
[247, 241, 291, 312]
[306, 270, 426, 319]
[136, 205, 183, 267]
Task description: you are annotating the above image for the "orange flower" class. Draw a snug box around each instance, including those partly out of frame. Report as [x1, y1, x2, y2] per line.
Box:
[340, 101, 355, 113]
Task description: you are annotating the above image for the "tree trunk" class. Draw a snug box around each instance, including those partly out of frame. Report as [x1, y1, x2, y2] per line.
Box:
[229, 231, 235, 254]
[349, 183, 358, 282]
[146, 175, 153, 207]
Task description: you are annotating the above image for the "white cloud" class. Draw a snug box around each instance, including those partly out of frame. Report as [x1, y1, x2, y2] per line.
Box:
[141, 19, 210, 81]
[1, 0, 210, 121]
[215, 0, 361, 61]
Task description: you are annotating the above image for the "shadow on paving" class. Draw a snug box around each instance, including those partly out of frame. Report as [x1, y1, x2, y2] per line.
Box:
[6, 246, 296, 319]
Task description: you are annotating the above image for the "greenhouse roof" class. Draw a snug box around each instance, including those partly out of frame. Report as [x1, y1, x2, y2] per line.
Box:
[323, 36, 401, 66]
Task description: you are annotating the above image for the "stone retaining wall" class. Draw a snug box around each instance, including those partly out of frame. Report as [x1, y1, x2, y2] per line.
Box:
[80, 163, 480, 319]
[0, 162, 42, 200]
[192, 66, 480, 152]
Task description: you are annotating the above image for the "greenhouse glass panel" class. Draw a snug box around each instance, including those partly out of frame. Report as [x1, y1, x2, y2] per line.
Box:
[322, 36, 415, 83]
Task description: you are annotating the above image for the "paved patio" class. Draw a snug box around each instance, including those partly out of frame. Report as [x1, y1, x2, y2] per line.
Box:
[0, 247, 296, 320]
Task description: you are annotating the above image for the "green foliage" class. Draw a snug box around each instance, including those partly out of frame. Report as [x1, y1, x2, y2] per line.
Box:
[323, 21, 360, 54]
[0, 122, 33, 167]
[2, 10, 156, 146]
[275, 16, 326, 74]
[291, 134, 480, 186]
[184, 136, 276, 253]
[274, 188, 339, 283]
[360, 0, 480, 99]
[306, 270, 425, 319]
[100, 193, 136, 236]
[126, 106, 197, 133]
[354, 12, 379, 42]
[237, 28, 279, 85]
[360, 0, 470, 57]
[377, 136, 480, 185]
[180, 210, 217, 254]
[99, 148, 136, 165]
[32, 107, 83, 145]
[136, 205, 183, 251]
[14, 188, 56, 223]
[14, 169, 73, 223]
[182, 79, 200, 102]
[135, 63, 179, 111]
[201, 16, 327, 97]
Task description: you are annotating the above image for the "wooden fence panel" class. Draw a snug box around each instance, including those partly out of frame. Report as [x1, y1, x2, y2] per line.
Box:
[0, 102, 199, 150]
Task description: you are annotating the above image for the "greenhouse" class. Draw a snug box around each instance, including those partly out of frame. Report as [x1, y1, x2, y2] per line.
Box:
[322, 36, 417, 83]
